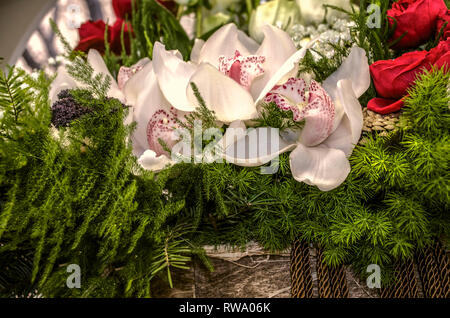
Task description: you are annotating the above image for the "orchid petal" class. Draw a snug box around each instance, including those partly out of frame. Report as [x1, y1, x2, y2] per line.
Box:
[87, 49, 125, 103]
[220, 120, 247, 150]
[250, 24, 297, 100]
[289, 143, 350, 191]
[49, 66, 78, 105]
[299, 80, 336, 146]
[152, 42, 197, 112]
[323, 79, 363, 157]
[117, 58, 151, 90]
[322, 46, 370, 100]
[197, 24, 257, 68]
[138, 150, 173, 172]
[255, 38, 316, 103]
[187, 63, 258, 123]
[223, 125, 296, 167]
[264, 78, 307, 122]
[191, 39, 205, 64]
[123, 62, 173, 157]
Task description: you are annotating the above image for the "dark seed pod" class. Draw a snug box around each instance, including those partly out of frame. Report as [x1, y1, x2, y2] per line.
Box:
[51, 90, 92, 128]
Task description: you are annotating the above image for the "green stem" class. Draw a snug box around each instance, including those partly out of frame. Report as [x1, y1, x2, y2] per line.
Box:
[196, 6, 203, 38]
[246, 0, 253, 17]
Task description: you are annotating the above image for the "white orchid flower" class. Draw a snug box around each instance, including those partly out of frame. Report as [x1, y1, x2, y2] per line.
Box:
[49, 50, 125, 106]
[123, 23, 316, 171]
[222, 47, 371, 191]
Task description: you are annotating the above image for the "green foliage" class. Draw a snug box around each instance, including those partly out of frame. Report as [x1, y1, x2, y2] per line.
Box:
[1, 0, 449, 297]
[133, 0, 192, 61]
[0, 61, 198, 297]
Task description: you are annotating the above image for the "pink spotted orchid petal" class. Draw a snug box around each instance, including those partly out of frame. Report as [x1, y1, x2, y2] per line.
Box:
[196, 24, 259, 68]
[147, 107, 183, 157]
[219, 50, 266, 91]
[265, 78, 335, 146]
[264, 78, 307, 122]
[250, 25, 298, 100]
[299, 80, 336, 147]
[118, 58, 151, 90]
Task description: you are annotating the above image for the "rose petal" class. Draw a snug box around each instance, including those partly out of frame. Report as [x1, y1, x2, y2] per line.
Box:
[367, 97, 405, 115]
[187, 63, 258, 123]
[289, 143, 350, 191]
[152, 42, 197, 112]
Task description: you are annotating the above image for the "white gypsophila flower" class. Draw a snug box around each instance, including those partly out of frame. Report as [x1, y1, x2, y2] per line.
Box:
[290, 18, 355, 60]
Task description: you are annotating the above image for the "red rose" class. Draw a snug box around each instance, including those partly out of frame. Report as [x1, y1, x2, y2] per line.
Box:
[74, 20, 108, 54]
[74, 19, 132, 55]
[113, 0, 134, 19]
[368, 39, 450, 114]
[113, 0, 176, 19]
[437, 10, 450, 41]
[388, 0, 447, 49]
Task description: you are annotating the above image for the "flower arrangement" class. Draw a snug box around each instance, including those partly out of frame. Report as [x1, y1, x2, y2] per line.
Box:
[0, 0, 449, 298]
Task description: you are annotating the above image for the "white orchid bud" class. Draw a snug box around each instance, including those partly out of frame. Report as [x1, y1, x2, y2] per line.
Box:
[249, 0, 302, 43]
[296, 0, 353, 25]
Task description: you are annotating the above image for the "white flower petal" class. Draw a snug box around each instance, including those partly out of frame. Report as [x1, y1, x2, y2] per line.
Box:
[87, 49, 124, 103]
[49, 66, 78, 105]
[187, 63, 258, 123]
[191, 39, 205, 64]
[323, 79, 363, 157]
[250, 24, 297, 100]
[152, 42, 197, 112]
[220, 120, 247, 150]
[197, 24, 256, 68]
[299, 81, 336, 147]
[123, 62, 173, 157]
[138, 150, 173, 172]
[322, 46, 370, 101]
[237, 30, 260, 54]
[290, 143, 350, 191]
[255, 38, 317, 104]
[117, 58, 151, 90]
[224, 126, 296, 167]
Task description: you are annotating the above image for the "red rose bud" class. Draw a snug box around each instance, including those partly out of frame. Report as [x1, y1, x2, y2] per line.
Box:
[437, 10, 450, 41]
[74, 19, 133, 55]
[368, 39, 450, 114]
[387, 0, 447, 49]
